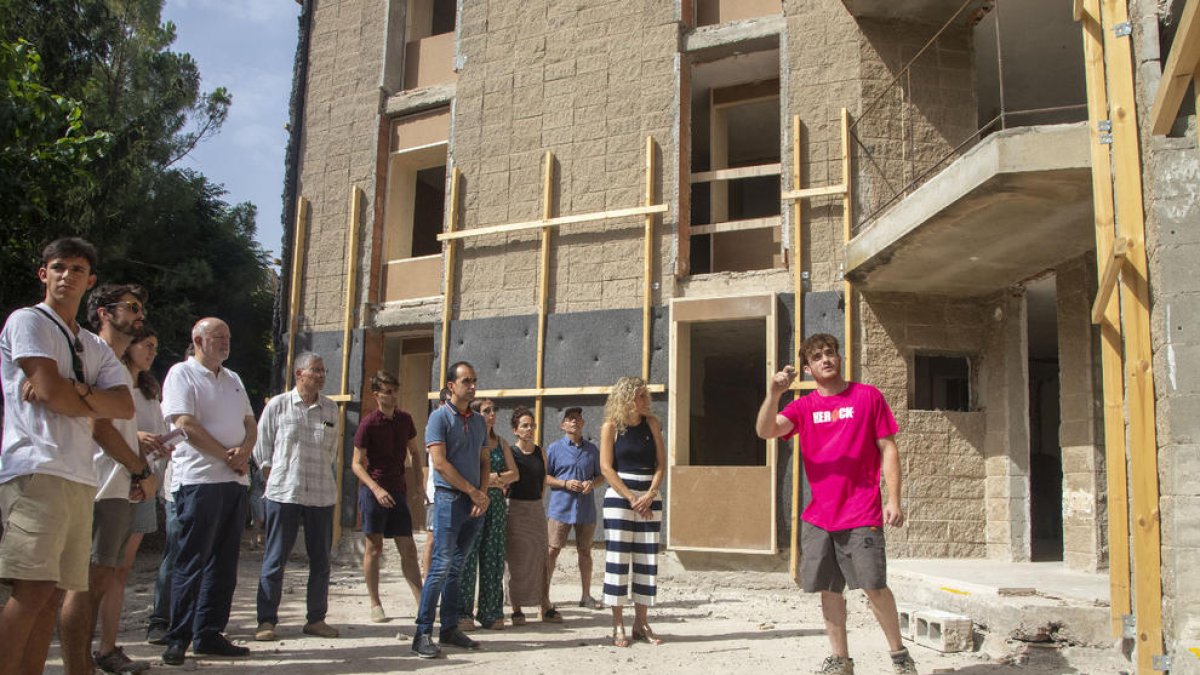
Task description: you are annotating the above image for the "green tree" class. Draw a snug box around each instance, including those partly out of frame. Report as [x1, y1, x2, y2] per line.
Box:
[1, 0, 274, 406]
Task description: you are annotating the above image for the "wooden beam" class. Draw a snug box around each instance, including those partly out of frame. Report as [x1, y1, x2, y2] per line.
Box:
[327, 394, 353, 403]
[841, 108, 854, 378]
[689, 163, 782, 183]
[781, 183, 847, 201]
[284, 196, 309, 391]
[1149, 0, 1200, 134]
[333, 185, 364, 550]
[1091, 236, 1131, 324]
[690, 216, 781, 235]
[1073, 0, 1085, 22]
[790, 113, 804, 585]
[435, 204, 668, 241]
[1103, 0, 1164, 669]
[643, 137, 655, 381]
[438, 167, 461, 386]
[535, 151, 554, 436]
[425, 384, 667, 400]
[1080, 0, 1131, 636]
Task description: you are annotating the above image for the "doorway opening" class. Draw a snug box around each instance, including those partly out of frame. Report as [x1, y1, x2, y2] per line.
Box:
[688, 319, 768, 466]
[1026, 275, 1062, 561]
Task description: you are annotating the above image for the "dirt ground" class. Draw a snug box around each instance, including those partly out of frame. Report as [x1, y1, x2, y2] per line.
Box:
[37, 534, 1133, 675]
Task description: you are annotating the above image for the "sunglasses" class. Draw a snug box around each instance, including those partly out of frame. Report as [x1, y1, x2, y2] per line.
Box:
[69, 335, 85, 381]
[106, 301, 145, 315]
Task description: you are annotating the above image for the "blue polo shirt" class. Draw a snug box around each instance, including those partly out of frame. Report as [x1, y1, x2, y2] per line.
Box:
[425, 402, 486, 490]
[546, 435, 601, 525]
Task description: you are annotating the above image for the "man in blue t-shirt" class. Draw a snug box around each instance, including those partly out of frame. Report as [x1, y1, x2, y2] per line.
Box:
[545, 407, 605, 610]
[411, 361, 489, 659]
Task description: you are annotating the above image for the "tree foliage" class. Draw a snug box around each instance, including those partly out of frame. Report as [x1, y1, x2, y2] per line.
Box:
[0, 0, 274, 406]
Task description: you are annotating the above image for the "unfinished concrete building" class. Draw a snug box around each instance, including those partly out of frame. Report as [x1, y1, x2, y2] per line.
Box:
[278, 0, 1200, 670]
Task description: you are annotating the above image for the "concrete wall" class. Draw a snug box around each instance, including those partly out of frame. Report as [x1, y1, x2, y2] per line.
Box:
[1132, 0, 1200, 653]
[1055, 256, 1107, 573]
[450, 0, 679, 320]
[859, 292, 992, 558]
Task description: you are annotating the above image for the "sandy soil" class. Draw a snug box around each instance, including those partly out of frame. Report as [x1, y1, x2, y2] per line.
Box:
[37, 536, 1133, 675]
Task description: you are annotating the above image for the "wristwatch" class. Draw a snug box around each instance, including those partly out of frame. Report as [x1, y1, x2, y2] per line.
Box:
[130, 463, 152, 482]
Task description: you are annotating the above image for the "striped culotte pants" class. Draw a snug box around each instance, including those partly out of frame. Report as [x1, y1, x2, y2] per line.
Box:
[602, 471, 662, 607]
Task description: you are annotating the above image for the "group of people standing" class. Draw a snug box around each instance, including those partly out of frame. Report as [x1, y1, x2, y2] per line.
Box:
[0, 235, 919, 675]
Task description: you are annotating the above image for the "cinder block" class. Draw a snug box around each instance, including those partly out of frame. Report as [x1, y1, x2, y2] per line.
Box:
[897, 604, 917, 642]
[914, 609, 973, 653]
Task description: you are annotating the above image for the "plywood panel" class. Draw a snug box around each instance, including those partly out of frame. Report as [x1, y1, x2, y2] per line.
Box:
[673, 294, 773, 322]
[696, 0, 782, 28]
[667, 465, 774, 551]
[403, 32, 457, 91]
[390, 107, 450, 153]
[383, 256, 442, 301]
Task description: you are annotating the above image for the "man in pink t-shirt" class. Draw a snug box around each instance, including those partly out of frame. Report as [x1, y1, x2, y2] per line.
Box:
[756, 333, 916, 675]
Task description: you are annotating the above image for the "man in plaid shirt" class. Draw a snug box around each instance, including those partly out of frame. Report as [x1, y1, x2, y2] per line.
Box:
[251, 352, 341, 642]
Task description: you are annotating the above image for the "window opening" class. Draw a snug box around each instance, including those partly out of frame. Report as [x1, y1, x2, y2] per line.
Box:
[912, 354, 972, 412]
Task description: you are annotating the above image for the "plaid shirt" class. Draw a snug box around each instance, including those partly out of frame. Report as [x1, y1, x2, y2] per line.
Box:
[253, 389, 339, 507]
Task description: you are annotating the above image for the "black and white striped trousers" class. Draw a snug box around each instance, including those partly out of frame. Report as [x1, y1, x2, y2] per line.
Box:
[601, 471, 662, 607]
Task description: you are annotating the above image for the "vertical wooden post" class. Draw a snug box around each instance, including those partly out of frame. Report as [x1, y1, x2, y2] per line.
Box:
[1101, 0, 1163, 669]
[840, 108, 854, 378]
[535, 151, 555, 433]
[439, 167, 461, 391]
[789, 114, 804, 584]
[1077, 0, 1131, 637]
[333, 185, 364, 549]
[285, 196, 309, 391]
[642, 137, 655, 381]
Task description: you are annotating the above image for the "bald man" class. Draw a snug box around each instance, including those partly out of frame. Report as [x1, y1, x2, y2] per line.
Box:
[159, 318, 257, 666]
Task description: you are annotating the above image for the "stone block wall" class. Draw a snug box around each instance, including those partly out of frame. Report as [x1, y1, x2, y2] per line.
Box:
[858, 292, 992, 558]
[298, 0, 388, 332]
[450, 0, 680, 320]
[1055, 256, 1107, 572]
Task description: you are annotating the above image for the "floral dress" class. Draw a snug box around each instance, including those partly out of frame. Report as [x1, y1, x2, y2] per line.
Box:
[458, 442, 509, 625]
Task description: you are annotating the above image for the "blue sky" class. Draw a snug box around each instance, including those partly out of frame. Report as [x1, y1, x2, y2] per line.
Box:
[162, 0, 301, 264]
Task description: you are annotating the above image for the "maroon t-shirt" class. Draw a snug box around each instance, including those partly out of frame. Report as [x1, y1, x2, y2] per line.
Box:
[353, 408, 416, 494]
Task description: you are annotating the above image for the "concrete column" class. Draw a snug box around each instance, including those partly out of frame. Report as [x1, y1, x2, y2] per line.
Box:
[982, 291, 1030, 561]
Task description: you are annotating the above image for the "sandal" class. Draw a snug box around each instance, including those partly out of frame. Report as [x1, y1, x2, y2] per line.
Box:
[580, 595, 604, 610]
[612, 625, 631, 648]
[542, 607, 563, 623]
[511, 611, 526, 626]
[631, 624, 664, 645]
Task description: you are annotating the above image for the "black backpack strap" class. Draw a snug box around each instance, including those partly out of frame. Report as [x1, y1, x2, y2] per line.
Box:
[29, 306, 86, 382]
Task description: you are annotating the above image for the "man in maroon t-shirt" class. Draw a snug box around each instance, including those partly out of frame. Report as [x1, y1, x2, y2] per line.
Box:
[351, 371, 424, 623]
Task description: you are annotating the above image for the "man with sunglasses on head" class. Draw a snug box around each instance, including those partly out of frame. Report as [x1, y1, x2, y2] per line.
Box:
[0, 238, 139, 675]
[60, 284, 160, 674]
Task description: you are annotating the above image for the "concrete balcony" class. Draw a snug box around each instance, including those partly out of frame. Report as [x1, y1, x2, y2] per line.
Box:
[845, 123, 1094, 297]
[842, 0, 991, 23]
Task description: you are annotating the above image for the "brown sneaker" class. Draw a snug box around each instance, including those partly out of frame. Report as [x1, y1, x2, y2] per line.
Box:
[302, 621, 340, 638]
[254, 622, 277, 641]
[815, 654, 855, 675]
[890, 647, 918, 674]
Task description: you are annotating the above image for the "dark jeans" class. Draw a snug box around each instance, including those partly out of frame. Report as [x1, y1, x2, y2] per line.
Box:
[166, 482, 247, 647]
[149, 498, 180, 630]
[415, 488, 484, 636]
[256, 499, 334, 625]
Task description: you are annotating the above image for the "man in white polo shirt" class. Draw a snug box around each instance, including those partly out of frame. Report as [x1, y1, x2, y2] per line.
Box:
[0, 238, 138, 675]
[159, 317, 256, 666]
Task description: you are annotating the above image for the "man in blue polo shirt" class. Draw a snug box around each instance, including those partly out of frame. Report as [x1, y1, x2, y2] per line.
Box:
[411, 361, 490, 659]
[545, 407, 605, 611]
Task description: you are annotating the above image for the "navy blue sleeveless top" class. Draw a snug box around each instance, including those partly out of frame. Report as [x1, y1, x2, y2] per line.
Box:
[613, 417, 657, 473]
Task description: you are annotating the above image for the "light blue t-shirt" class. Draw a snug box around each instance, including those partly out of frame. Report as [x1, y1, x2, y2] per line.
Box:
[545, 436, 601, 525]
[424, 402, 486, 490]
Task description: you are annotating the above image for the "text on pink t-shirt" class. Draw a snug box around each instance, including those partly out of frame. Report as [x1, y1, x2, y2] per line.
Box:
[780, 382, 898, 531]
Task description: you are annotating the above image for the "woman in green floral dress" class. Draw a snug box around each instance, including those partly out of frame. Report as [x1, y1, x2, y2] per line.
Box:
[457, 398, 518, 630]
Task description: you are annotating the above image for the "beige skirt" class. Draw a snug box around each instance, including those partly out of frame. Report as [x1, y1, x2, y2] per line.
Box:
[505, 498, 549, 606]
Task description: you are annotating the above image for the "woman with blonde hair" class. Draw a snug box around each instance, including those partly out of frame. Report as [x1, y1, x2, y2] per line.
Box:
[599, 377, 666, 647]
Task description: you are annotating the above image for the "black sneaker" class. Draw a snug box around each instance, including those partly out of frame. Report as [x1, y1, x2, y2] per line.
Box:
[146, 625, 168, 646]
[95, 646, 150, 673]
[411, 632, 441, 659]
[161, 643, 187, 666]
[438, 627, 481, 650]
[193, 634, 250, 657]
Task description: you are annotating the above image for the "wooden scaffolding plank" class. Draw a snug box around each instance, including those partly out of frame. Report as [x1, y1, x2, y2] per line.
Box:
[1078, 0, 1131, 636]
[790, 114, 804, 584]
[781, 183, 847, 201]
[285, 196, 309, 391]
[1149, 0, 1200, 134]
[841, 108, 854, 378]
[690, 216, 781, 235]
[435, 204, 668, 241]
[643, 137, 655, 381]
[425, 384, 667, 400]
[439, 168, 461, 387]
[333, 185, 364, 549]
[534, 151, 554, 434]
[1102, 0, 1164, 669]
[1091, 236, 1131, 325]
[689, 162, 782, 183]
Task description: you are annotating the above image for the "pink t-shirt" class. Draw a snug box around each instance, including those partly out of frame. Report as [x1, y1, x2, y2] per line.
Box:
[780, 382, 898, 531]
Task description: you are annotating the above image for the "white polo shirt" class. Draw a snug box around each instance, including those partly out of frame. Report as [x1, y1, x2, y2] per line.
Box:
[0, 304, 128, 487]
[162, 356, 253, 489]
[93, 365, 141, 500]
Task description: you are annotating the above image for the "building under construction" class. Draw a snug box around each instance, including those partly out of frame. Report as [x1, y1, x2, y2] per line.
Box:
[276, 0, 1200, 670]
